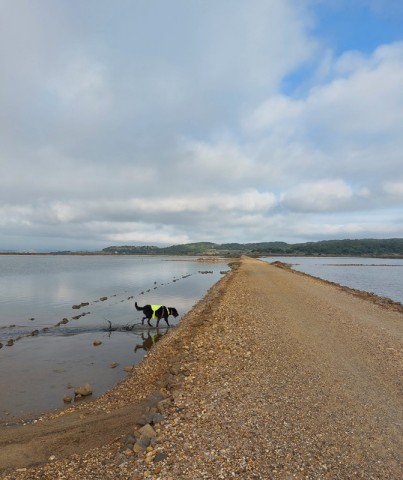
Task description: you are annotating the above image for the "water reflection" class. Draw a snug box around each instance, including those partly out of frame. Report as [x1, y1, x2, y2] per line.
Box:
[134, 329, 165, 352]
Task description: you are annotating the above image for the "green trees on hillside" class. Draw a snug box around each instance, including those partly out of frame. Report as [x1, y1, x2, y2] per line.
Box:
[102, 239, 403, 257]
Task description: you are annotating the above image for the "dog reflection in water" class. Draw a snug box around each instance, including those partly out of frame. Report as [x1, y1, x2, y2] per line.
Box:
[134, 330, 164, 352]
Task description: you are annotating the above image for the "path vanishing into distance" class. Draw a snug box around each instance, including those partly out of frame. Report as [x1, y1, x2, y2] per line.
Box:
[1, 256, 402, 479]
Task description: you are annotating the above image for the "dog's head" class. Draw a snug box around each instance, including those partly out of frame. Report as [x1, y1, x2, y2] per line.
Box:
[170, 307, 179, 317]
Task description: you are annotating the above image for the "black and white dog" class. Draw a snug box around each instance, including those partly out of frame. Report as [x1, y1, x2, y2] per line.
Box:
[135, 301, 179, 327]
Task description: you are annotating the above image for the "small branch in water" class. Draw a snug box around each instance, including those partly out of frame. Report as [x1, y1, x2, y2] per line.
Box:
[102, 318, 143, 332]
[105, 320, 117, 332]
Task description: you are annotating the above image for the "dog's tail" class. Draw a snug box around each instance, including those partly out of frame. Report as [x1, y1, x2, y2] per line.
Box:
[134, 302, 143, 311]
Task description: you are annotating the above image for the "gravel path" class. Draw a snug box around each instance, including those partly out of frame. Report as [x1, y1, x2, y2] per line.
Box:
[1, 257, 402, 479]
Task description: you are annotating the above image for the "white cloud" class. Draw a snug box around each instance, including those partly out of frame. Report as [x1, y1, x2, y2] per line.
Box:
[0, 1, 402, 249]
[0, 190, 277, 230]
[246, 95, 304, 132]
[48, 59, 111, 115]
[246, 42, 403, 140]
[281, 180, 354, 212]
[383, 182, 403, 198]
[242, 41, 403, 190]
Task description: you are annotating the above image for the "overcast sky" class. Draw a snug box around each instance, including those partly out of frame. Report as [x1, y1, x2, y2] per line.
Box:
[1, 0, 403, 251]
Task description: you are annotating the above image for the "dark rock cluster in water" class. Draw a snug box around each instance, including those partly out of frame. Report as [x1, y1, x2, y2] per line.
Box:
[72, 302, 90, 309]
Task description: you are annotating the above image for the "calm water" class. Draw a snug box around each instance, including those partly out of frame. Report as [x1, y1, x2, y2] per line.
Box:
[261, 256, 403, 304]
[0, 255, 229, 420]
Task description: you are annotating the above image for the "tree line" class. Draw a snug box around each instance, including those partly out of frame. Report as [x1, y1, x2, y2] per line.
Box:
[102, 238, 403, 257]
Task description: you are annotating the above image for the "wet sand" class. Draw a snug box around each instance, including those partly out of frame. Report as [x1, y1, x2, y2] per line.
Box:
[0, 257, 402, 479]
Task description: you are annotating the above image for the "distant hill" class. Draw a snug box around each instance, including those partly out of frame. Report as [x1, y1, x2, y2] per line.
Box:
[101, 238, 403, 257]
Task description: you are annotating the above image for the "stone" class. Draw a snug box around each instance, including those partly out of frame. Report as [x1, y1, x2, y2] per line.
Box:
[125, 434, 136, 445]
[6, 339, 14, 347]
[133, 440, 147, 453]
[159, 373, 175, 388]
[146, 391, 167, 404]
[110, 362, 119, 368]
[139, 423, 157, 438]
[170, 363, 181, 375]
[137, 435, 152, 449]
[157, 399, 171, 414]
[124, 365, 135, 373]
[63, 395, 72, 403]
[74, 383, 92, 397]
[93, 340, 102, 346]
[153, 452, 168, 463]
[151, 413, 164, 424]
[136, 414, 149, 426]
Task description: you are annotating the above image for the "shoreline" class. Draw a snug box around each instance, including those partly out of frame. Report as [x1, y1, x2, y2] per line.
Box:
[1, 252, 403, 259]
[1, 257, 402, 478]
[272, 260, 403, 314]
[0, 263, 237, 474]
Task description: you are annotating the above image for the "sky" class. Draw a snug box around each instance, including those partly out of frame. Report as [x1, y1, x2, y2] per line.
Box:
[1, 0, 403, 251]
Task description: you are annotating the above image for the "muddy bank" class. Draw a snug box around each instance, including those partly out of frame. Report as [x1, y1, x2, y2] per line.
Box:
[1, 257, 402, 479]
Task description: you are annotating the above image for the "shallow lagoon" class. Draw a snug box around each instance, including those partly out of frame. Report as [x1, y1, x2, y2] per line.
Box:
[0, 255, 229, 420]
[261, 256, 403, 304]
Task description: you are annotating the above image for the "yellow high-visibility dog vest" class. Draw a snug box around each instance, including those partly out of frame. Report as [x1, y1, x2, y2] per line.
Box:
[151, 305, 162, 319]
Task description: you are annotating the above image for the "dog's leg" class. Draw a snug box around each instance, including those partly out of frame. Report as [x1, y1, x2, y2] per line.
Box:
[147, 317, 152, 327]
[155, 306, 164, 328]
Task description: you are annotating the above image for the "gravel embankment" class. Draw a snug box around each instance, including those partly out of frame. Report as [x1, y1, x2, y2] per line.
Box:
[1, 257, 402, 479]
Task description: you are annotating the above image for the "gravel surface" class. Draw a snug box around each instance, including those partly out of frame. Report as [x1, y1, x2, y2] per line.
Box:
[1, 257, 402, 479]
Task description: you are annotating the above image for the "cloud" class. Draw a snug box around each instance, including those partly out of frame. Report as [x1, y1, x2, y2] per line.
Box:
[243, 41, 403, 186]
[0, 1, 402, 249]
[281, 180, 355, 212]
[383, 181, 403, 198]
[246, 42, 403, 141]
[0, 190, 277, 229]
